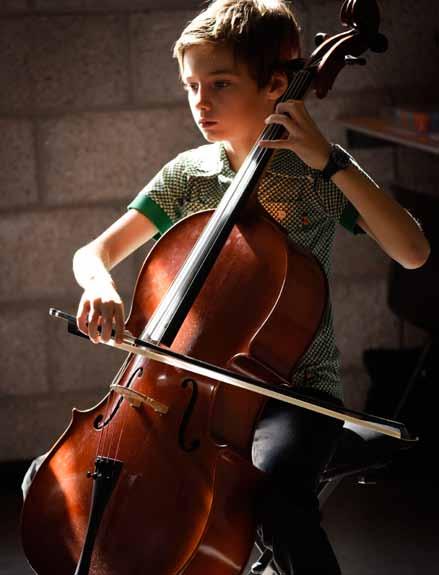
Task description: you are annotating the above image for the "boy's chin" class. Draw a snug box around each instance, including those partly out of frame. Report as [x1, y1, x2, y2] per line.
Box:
[201, 133, 221, 143]
[197, 125, 225, 142]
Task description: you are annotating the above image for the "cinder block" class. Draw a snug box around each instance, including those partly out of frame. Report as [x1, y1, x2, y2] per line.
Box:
[0, 19, 33, 113]
[377, 1, 437, 88]
[306, 89, 392, 124]
[0, 206, 138, 301]
[35, 0, 202, 11]
[31, 14, 129, 111]
[330, 226, 390, 280]
[131, 10, 198, 105]
[0, 119, 38, 209]
[0, 390, 103, 461]
[48, 305, 128, 392]
[332, 277, 400, 372]
[40, 108, 202, 205]
[34, 0, 86, 11]
[96, 0, 202, 10]
[292, 3, 309, 51]
[0, 1, 28, 13]
[0, 305, 49, 396]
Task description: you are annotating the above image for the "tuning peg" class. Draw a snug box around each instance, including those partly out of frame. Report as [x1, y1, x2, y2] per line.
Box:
[345, 55, 367, 66]
[369, 33, 388, 53]
[314, 32, 328, 47]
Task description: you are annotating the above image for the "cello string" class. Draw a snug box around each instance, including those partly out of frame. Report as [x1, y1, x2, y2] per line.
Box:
[110, 353, 154, 463]
[97, 355, 126, 460]
[93, 315, 115, 460]
[97, 350, 137, 461]
[110, 353, 156, 464]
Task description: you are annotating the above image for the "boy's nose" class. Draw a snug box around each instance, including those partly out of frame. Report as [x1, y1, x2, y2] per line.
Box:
[197, 100, 211, 111]
[195, 89, 212, 110]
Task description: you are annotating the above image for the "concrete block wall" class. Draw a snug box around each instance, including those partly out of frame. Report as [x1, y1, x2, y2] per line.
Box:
[1, 0, 436, 459]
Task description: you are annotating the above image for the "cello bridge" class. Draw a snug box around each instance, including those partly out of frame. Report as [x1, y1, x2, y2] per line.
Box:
[110, 384, 168, 414]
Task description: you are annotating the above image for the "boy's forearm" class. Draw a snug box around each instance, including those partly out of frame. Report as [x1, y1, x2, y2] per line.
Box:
[331, 165, 431, 269]
[73, 245, 115, 290]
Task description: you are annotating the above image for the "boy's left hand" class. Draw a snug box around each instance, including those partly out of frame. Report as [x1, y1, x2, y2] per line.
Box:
[259, 100, 331, 171]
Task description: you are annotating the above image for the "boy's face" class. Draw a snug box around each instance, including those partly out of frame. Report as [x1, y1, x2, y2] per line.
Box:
[181, 43, 285, 149]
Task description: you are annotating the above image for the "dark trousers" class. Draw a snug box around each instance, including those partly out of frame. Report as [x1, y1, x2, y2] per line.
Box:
[251, 393, 344, 575]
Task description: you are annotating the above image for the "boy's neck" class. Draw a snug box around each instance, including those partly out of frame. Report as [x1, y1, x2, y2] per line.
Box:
[223, 135, 260, 173]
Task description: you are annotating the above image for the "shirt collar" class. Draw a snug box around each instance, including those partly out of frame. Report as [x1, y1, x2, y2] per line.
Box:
[218, 142, 236, 179]
[206, 142, 309, 180]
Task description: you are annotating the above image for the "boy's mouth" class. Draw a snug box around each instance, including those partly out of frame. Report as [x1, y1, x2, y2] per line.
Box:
[198, 119, 217, 128]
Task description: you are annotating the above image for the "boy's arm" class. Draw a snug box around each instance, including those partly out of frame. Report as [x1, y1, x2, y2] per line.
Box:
[331, 165, 430, 269]
[261, 100, 431, 270]
[75, 152, 186, 344]
[74, 210, 158, 343]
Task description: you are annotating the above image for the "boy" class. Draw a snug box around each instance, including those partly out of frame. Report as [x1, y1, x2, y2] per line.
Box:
[24, 1, 430, 573]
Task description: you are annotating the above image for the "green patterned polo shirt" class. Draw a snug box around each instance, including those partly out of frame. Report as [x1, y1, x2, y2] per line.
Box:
[128, 141, 368, 401]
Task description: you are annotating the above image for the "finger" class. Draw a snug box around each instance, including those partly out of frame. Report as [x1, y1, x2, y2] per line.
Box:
[265, 112, 296, 127]
[87, 304, 102, 343]
[282, 101, 315, 130]
[265, 115, 299, 138]
[114, 305, 125, 344]
[77, 299, 90, 335]
[99, 303, 115, 342]
[276, 99, 305, 113]
[278, 101, 307, 123]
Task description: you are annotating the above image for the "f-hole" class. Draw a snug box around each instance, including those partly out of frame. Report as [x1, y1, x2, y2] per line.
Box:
[94, 367, 144, 429]
[179, 378, 200, 452]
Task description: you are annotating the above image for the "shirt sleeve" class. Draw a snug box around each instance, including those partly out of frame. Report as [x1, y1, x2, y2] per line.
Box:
[127, 154, 187, 236]
[313, 148, 378, 235]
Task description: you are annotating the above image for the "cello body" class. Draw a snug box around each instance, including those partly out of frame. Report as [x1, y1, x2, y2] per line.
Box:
[21, 206, 327, 575]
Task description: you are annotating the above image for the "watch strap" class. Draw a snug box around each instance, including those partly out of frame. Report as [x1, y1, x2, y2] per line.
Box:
[321, 143, 350, 182]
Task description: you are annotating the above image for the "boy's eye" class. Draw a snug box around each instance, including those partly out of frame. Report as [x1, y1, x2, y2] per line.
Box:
[183, 83, 198, 92]
[214, 81, 231, 89]
[182, 81, 231, 92]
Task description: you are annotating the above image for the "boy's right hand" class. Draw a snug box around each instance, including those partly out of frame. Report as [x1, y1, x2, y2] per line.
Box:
[76, 281, 125, 345]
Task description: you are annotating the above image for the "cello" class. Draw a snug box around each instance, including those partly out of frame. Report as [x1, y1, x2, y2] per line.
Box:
[21, 2, 402, 574]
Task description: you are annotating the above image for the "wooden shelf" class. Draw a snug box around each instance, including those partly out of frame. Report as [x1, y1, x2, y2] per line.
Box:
[338, 116, 439, 155]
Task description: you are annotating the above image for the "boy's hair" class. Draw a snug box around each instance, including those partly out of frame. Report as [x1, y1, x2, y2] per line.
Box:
[173, 0, 302, 88]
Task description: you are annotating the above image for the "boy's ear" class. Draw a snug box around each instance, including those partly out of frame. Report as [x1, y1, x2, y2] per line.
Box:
[266, 70, 289, 101]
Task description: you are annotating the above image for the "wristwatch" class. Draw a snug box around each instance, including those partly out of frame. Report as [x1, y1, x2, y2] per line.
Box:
[321, 143, 351, 181]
